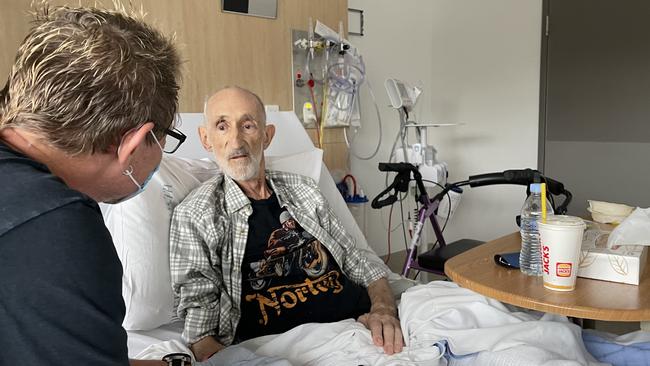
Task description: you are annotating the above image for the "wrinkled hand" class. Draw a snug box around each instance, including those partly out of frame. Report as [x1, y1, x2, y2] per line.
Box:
[358, 307, 404, 355]
[190, 336, 225, 362]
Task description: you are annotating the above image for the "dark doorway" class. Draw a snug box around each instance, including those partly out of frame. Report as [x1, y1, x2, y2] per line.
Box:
[539, 0, 650, 216]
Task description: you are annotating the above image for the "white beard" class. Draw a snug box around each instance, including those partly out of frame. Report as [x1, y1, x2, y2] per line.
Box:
[215, 145, 263, 181]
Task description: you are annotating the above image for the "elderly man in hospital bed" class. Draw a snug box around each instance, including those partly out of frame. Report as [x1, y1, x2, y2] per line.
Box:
[170, 86, 403, 362]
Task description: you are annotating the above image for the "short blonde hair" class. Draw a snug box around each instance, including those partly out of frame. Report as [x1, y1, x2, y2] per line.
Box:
[0, 5, 181, 155]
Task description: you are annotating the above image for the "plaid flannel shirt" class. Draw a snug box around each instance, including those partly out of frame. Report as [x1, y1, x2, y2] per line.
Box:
[170, 170, 388, 346]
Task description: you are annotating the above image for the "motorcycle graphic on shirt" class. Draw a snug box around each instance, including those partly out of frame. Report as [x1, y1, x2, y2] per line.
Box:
[247, 211, 328, 290]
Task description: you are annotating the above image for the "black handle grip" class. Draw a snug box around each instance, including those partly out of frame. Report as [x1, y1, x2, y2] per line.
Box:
[469, 169, 565, 194]
[371, 194, 398, 209]
[378, 162, 417, 174]
[372, 162, 418, 209]
[469, 169, 540, 187]
[468, 172, 509, 187]
[468, 168, 571, 213]
[503, 169, 539, 185]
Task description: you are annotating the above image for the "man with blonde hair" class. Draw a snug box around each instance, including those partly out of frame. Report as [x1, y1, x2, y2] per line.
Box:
[171, 86, 403, 363]
[0, 5, 183, 366]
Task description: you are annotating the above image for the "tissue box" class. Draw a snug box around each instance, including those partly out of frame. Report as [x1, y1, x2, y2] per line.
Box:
[578, 243, 648, 285]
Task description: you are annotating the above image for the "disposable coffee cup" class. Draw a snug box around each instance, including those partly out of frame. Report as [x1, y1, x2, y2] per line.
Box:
[537, 215, 586, 291]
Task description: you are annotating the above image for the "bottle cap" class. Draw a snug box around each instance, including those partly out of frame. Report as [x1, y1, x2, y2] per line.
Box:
[530, 183, 541, 193]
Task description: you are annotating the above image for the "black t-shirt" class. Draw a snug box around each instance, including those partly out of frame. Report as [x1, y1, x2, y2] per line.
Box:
[235, 192, 371, 342]
[0, 141, 129, 365]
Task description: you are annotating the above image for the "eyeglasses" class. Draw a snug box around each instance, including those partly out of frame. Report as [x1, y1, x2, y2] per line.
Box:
[161, 128, 186, 154]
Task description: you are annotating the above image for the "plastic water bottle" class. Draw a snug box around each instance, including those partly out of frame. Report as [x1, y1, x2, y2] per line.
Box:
[519, 183, 553, 276]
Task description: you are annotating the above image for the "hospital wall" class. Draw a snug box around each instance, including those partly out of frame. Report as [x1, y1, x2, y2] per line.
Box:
[0, 0, 346, 112]
[0, 0, 350, 172]
[348, 0, 543, 256]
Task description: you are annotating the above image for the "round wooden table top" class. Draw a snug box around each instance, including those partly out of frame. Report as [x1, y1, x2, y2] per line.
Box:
[444, 232, 650, 321]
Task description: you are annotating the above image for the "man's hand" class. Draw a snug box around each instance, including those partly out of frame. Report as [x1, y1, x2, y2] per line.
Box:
[358, 277, 404, 355]
[357, 306, 403, 355]
[190, 336, 225, 362]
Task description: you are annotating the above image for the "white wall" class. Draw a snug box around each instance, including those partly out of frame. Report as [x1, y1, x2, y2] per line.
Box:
[348, 0, 543, 256]
[347, 0, 436, 257]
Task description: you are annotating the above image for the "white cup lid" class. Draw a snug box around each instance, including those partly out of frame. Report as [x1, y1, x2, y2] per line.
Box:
[537, 215, 586, 228]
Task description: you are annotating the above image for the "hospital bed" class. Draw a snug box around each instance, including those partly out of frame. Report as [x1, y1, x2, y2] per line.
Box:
[101, 112, 645, 365]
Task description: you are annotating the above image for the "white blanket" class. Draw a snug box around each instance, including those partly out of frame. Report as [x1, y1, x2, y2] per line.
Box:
[135, 282, 605, 366]
[399, 282, 605, 366]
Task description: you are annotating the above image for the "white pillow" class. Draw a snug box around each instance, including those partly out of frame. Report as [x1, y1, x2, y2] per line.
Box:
[101, 150, 323, 330]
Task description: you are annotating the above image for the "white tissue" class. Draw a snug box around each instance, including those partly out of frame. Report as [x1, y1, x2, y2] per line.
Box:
[607, 207, 650, 247]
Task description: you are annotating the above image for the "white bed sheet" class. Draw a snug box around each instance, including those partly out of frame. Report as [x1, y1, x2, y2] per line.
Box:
[130, 282, 605, 366]
[127, 322, 186, 358]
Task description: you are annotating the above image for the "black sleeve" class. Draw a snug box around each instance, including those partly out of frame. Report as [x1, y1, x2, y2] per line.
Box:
[0, 201, 129, 365]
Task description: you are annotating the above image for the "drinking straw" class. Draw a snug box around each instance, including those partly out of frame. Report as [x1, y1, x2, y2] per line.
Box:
[541, 182, 547, 223]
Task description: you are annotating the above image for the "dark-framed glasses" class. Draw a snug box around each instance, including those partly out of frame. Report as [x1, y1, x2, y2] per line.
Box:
[162, 128, 186, 154]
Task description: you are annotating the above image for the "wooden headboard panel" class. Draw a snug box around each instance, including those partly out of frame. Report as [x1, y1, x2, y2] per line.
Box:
[0, 0, 350, 172]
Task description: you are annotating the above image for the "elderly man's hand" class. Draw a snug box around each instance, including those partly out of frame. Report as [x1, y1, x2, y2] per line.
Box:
[190, 336, 225, 362]
[358, 306, 404, 355]
[358, 277, 404, 355]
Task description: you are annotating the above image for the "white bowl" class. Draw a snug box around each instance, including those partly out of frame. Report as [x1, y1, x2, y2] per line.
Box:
[587, 207, 629, 224]
[587, 200, 635, 216]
